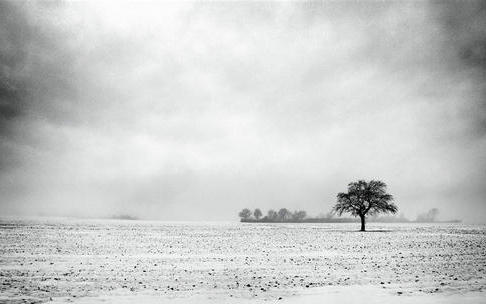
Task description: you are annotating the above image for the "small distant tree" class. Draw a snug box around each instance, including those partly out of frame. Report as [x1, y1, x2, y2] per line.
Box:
[292, 210, 307, 221]
[238, 208, 252, 221]
[427, 208, 439, 221]
[267, 209, 278, 221]
[253, 208, 262, 221]
[333, 180, 397, 231]
[416, 208, 439, 222]
[277, 208, 291, 221]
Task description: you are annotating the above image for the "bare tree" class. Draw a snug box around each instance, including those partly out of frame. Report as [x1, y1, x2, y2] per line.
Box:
[333, 180, 397, 231]
[292, 210, 307, 221]
[267, 209, 278, 221]
[253, 208, 262, 221]
[277, 208, 291, 221]
[238, 208, 252, 221]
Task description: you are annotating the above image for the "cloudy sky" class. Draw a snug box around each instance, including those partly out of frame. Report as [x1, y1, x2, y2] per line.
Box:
[1, 1, 485, 222]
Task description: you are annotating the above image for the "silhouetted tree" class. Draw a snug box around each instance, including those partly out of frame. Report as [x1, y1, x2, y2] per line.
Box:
[267, 209, 278, 221]
[254, 208, 262, 221]
[238, 208, 252, 221]
[333, 180, 397, 231]
[277, 208, 291, 221]
[292, 210, 307, 221]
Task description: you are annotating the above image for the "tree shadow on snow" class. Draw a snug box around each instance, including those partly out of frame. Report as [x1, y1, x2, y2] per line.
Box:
[360, 229, 394, 232]
[330, 229, 395, 233]
[307, 227, 397, 233]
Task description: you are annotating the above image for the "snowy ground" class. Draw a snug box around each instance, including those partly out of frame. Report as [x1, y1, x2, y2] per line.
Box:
[0, 217, 485, 303]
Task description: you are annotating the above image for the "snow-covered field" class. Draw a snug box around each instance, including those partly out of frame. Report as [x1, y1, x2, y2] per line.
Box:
[0, 217, 485, 303]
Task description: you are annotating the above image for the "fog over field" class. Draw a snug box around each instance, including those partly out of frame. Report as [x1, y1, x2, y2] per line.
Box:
[1, 1, 486, 222]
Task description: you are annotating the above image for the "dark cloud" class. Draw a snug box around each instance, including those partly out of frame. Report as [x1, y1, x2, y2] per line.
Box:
[0, 1, 485, 223]
[0, 2, 30, 128]
[0, 1, 80, 172]
[433, 0, 486, 138]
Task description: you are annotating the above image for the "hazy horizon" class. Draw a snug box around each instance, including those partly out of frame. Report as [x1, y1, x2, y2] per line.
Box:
[1, 1, 485, 223]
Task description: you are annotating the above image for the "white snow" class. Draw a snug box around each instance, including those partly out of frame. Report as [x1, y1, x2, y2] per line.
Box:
[1, 217, 485, 303]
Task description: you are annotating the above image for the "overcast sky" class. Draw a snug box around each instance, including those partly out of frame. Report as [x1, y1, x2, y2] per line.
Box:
[1, 1, 485, 222]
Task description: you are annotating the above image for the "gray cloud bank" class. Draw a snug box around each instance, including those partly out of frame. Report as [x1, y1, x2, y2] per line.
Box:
[1, 1, 485, 222]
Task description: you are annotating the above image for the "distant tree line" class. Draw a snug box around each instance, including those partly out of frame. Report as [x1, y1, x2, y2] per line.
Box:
[238, 208, 307, 222]
[238, 177, 461, 229]
[415, 208, 439, 222]
[238, 207, 459, 224]
[111, 214, 138, 220]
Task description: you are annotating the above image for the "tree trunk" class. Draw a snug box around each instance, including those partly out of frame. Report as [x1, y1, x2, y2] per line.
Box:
[360, 215, 366, 231]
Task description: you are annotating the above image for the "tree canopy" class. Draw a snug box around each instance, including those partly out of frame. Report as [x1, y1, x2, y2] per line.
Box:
[333, 180, 397, 231]
[253, 208, 262, 220]
[238, 208, 252, 220]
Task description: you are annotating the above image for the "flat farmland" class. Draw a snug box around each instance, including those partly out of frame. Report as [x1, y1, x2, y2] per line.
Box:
[0, 218, 485, 303]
